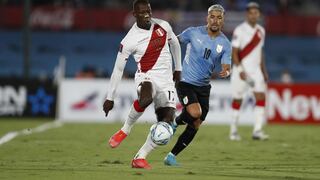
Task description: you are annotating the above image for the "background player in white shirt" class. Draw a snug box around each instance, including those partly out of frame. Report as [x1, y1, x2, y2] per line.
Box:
[230, 2, 269, 141]
[103, 0, 181, 169]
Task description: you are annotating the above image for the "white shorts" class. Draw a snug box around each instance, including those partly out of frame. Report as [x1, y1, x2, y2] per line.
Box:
[134, 71, 176, 110]
[230, 66, 266, 99]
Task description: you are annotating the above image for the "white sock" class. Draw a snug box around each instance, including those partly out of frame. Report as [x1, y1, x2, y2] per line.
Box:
[231, 109, 240, 134]
[134, 133, 157, 159]
[121, 105, 143, 135]
[253, 106, 265, 133]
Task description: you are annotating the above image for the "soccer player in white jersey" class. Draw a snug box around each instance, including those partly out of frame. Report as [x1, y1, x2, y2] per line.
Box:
[229, 2, 269, 141]
[103, 0, 181, 169]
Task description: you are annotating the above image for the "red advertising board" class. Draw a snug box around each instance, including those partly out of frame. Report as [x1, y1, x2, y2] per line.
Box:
[268, 83, 320, 124]
[0, 6, 129, 31]
[265, 15, 320, 36]
[1, 6, 319, 36]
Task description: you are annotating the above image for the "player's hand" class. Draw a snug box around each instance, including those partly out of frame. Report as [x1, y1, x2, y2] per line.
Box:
[173, 71, 181, 83]
[239, 71, 247, 81]
[103, 99, 114, 117]
[219, 64, 231, 78]
[219, 70, 230, 78]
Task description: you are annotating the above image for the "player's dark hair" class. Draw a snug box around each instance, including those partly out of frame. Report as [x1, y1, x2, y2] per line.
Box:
[133, 0, 150, 10]
[246, 2, 260, 11]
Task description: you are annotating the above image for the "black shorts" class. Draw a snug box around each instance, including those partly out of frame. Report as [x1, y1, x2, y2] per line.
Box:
[176, 81, 211, 121]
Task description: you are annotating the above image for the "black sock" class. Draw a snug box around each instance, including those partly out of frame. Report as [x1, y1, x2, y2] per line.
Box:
[171, 125, 198, 156]
[175, 109, 196, 125]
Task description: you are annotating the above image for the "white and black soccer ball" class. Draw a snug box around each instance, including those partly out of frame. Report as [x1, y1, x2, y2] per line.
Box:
[150, 121, 173, 145]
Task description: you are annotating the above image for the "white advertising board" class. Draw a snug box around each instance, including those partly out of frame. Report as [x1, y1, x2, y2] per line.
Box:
[58, 79, 258, 125]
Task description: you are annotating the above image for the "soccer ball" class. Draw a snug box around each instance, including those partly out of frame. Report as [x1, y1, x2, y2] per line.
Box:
[150, 121, 173, 145]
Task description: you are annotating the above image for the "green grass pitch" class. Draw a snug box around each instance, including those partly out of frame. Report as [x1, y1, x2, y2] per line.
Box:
[0, 118, 320, 180]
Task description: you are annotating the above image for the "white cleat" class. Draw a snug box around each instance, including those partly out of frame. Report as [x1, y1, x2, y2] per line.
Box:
[252, 131, 269, 140]
[229, 132, 241, 141]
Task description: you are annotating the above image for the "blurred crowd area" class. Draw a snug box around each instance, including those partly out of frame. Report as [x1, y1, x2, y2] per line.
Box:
[0, 0, 319, 82]
[1, 0, 320, 15]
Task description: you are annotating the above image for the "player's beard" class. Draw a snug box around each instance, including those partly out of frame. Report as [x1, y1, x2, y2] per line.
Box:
[209, 26, 220, 33]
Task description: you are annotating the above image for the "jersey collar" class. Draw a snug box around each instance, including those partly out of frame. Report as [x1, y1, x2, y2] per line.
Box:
[134, 19, 155, 33]
[245, 21, 258, 29]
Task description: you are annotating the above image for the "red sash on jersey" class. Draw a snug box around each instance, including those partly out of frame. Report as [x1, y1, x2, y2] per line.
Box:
[238, 29, 262, 61]
[139, 24, 167, 72]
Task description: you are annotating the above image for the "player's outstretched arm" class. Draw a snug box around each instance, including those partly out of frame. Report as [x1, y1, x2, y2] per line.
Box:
[103, 53, 127, 117]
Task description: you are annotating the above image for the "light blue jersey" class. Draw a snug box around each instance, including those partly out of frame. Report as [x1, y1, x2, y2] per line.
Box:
[179, 26, 232, 86]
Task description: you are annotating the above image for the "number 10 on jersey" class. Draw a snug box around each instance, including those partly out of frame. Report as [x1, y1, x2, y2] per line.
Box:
[203, 48, 211, 60]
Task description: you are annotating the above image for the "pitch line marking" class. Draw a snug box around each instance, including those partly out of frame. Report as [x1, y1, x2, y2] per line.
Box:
[0, 121, 63, 146]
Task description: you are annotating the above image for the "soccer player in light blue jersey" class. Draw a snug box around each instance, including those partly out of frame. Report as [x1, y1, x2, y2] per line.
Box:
[164, 4, 232, 166]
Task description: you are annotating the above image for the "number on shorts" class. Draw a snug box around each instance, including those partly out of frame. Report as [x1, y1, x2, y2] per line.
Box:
[167, 90, 175, 102]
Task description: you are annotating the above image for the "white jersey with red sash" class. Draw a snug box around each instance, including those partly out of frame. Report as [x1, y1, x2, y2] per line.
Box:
[107, 18, 179, 109]
[231, 21, 265, 73]
[120, 18, 174, 75]
[230, 21, 266, 97]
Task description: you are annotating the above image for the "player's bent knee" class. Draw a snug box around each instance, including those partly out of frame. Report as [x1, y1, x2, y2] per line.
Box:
[155, 107, 175, 123]
[138, 81, 153, 108]
[138, 96, 153, 108]
[187, 108, 202, 120]
[186, 103, 202, 119]
[176, 109, 198, 125]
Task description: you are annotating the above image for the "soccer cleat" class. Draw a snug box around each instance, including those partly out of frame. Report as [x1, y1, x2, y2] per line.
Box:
[164, 152, 179, 166]
[229, 132, 241, 141]
[131, 158, 152, 169]
[252, 131, 269, 140]
[108, 130, 127, 148]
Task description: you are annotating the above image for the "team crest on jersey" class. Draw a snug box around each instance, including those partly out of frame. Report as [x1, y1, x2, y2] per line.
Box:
[155, 28, 165, 37]
[183, 96, 188, 105]
[216, 44, 223, 53]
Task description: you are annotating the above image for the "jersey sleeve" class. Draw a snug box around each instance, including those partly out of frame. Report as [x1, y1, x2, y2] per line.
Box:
[231, 27, 241, 48]
[157, 19, 182, 71]
[106, 52, 127, 101]
[178, 27, 193, 44]
[106, 35, 134, 101]
[261, 27, 266, 47]
[168, 33, 182, 71]
[161, 20, 175, 40]
[118, 36, 135, 58]
[221, 41, 232, 65]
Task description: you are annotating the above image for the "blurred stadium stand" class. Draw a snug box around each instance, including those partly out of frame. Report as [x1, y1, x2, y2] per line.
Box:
[0, 0, 319, 82]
